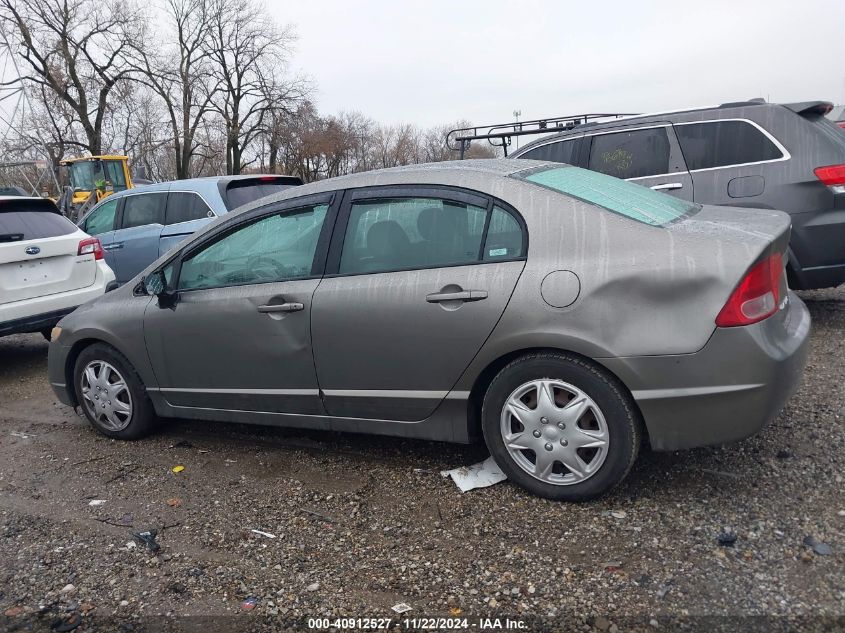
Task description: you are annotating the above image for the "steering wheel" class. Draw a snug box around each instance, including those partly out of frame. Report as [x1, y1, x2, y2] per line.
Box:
[246, 255, 287, 279]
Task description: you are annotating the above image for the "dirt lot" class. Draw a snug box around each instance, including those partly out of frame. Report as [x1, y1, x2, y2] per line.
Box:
[0, 290, 844, 632]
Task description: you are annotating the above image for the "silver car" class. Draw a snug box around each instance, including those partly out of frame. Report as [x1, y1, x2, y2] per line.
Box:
[47, 160, 811, 500]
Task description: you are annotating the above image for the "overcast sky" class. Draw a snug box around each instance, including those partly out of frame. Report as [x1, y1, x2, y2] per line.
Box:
[274, 0, 845, 129]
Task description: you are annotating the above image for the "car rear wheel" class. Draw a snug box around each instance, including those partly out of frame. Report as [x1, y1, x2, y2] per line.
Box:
[481, 352, 641, 501]
[73, 343, 157, 440]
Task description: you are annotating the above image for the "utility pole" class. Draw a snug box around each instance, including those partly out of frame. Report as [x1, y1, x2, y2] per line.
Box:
[0, 20, 61, 196]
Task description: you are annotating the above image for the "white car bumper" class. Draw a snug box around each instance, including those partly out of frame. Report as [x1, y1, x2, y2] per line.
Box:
[0, 260, 115, 336]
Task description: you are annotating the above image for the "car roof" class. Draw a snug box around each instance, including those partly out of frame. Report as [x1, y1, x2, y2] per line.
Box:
[233, 159, 543, 213]
[514, 99, 833, 155]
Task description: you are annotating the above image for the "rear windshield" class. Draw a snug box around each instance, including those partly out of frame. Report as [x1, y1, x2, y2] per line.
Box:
[0, 211, 76, 242]
[223, 179, 299, 210]
[515, 165, 699, 226]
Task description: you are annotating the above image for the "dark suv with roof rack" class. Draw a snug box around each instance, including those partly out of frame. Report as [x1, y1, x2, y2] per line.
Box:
[453, 100, 845, 290]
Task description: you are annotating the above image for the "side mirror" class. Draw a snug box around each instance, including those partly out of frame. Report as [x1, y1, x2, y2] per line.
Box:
[143, 270, 167, 296]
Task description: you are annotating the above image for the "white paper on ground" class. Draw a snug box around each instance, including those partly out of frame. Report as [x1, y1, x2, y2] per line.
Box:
[440, 456, 507, 492]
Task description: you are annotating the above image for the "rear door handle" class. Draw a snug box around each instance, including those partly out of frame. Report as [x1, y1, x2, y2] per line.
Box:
[257, 302, 304, 313]
[426, 290, 488, 303]
[103, 243, 123, 251]
[650, 182, 684, 191]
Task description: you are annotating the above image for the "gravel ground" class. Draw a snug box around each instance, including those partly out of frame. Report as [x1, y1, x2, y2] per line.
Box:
[0, 289, 843, 632]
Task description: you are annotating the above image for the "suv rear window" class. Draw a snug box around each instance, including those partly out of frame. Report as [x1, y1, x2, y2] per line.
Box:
[588, 127, 671, 179]
[0, 211, 76, 242]
[518, 137, 589, 167]
[516, 166, 698, 226]
[223, 178, 301, 210]
[674, 120, 783, 170]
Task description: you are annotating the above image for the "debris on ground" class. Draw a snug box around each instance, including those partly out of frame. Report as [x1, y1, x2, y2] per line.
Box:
[803, 535, 832, 556]
[133, 529, 160, 553]
[170, 440, 194, 449]
[250, 529, 276, 539]
[391, 602, 412, 614]
[241, 597, 259, 610]
[440, 456, 506, 492]
[51, 612, 82, 632]
[166, 498, 182, 507]
[87, 499, 106, 506]
[171, 465, 185, 474]
[717, 529, 737, 547]
[305, 582, 320, 592]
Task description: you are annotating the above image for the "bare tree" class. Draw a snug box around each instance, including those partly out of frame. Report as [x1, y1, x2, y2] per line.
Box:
[129, 0, 218, 178]
[205, 0, 306, 174]
[0, 0, 142, 155]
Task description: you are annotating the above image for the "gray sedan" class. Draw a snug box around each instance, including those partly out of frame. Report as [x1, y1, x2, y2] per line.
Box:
[47, 159, 810, 500]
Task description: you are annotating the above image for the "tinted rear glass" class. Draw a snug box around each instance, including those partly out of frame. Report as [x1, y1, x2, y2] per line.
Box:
[0, 211, 76, 242]
[224, 180, 297, 210]
[518, 137, 588, 166]
[674, 120, 783, 170]
[588, 127, 670, 179]
[166, 191, 214, 225]
[516, 166, 698, 226]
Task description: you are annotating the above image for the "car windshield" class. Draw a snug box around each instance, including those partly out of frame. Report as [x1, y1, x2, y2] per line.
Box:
[515, 165, 699, 226]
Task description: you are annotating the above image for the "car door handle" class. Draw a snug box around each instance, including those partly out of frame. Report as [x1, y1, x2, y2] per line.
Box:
[650, 182, 684, 191]
[257, 302, 304, 313]
[103, 243, 123, 251]
[426, 290, 488, 303]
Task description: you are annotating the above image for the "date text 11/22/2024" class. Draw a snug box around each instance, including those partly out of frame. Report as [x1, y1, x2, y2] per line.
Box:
[307, 617, 529, 630]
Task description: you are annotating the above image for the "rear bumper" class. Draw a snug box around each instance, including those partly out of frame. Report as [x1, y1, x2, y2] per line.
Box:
[0, 307, 77, 337]
[0, 261, 114, 335]
[599, 292, 811, 451]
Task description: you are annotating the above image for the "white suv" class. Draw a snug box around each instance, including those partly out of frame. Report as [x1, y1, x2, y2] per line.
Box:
[0, 196, 115, 339]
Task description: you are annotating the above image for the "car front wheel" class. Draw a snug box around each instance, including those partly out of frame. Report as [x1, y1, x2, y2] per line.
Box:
[482, 352, 641, 501]
[73, 343, 157, 440]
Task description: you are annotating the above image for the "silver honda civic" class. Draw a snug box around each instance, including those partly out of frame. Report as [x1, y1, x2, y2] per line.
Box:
[48, 159, 811, 500]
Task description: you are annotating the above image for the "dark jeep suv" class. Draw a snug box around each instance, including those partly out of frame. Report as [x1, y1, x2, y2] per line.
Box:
[507, 100, 845, 290]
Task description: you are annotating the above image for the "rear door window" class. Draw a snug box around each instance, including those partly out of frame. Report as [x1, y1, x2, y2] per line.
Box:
[588, 127, 671, 179]
[166, 192, 214, 225]
[674, 120, 784, 170]
[518, 137, 588, 166]
[338, 198, 488, 275]
[516, 165, 698, 226]
[120, 193, 167, 229]
[0, 211, 76, 241]
[82, 198, 118, 235]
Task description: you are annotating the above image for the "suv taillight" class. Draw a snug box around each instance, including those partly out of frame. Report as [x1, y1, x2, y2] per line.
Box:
[78, 237, 104, 260]
[814, 164, 845, 194]
[716, 253, 783, 327]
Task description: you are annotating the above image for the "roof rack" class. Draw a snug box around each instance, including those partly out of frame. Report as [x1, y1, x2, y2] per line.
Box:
[446, 112, 639, 158]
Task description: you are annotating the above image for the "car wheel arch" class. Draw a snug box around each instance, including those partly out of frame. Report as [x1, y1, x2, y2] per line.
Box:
[464, 346, 645, 444]
[64, 338, 139, 406]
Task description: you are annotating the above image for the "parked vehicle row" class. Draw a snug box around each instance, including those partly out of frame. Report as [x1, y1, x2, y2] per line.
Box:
[48, 160, 810, 501]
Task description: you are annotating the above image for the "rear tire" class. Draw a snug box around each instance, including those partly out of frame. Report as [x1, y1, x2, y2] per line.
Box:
[481, 352, 641, 501]
[73, 343, 158, 440]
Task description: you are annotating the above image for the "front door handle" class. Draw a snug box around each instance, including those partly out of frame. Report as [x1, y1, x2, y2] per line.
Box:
[650, 182, 684, 191]
[257, 302, 304, 313]
[426, 290, 488, 303]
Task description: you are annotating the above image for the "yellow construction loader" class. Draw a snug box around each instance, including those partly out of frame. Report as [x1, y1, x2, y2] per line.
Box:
[57, 155, 133, 220]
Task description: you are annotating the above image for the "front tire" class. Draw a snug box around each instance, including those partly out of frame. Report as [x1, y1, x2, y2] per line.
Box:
[481, 352, 641, 501]
[73, 343, 158, 440]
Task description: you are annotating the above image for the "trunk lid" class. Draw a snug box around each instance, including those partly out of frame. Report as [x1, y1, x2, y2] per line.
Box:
[0, 210, 97, 305]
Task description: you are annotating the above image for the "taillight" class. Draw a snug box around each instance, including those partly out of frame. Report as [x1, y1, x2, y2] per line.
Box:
[814, 164, 845, 193]
[716, 253, 783, 327]
[78, 237, 103, 260]
[837, 122, 845, 129]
